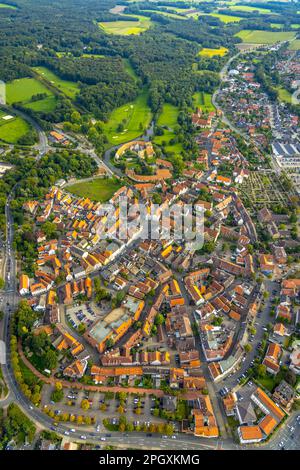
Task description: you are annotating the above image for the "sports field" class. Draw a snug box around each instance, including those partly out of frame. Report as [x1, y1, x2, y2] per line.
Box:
[99, 15, 152, 35]
[67, 178, 121, 202]
[199, 47, 228, 57]
[153, 103, 183, 155]
[235, 30, 296, 44]
[0, 116, 31, 144]
[193, 92, 215, 113]
[102, 89, 152, 145]
[33, 66, 80, 99]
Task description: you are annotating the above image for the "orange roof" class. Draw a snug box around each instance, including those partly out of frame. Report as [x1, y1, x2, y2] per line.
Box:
[239, 425, 263, 441]
[259, 414, 277, 436]
[255, 388, 285, 421]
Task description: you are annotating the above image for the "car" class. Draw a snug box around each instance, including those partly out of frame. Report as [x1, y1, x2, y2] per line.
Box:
[171, 436, 176, 439]
[64, 431, 70, 436]
[100, 437, 106, 441]
[80, 435, 87, 440]
[70, 429, 76, 433]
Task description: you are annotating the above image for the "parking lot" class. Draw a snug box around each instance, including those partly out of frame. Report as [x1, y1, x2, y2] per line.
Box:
[66, 302, 106, 330]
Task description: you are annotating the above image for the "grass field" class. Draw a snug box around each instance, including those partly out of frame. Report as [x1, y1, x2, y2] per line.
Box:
[67, 178, 121, 202]
[235, 30, 296, 44]
[33, 66, 80, 99]
[123, 58, 139, 82]
[199, 47, 228, 57]
[208, 13, 242, 23]
[0, 3, 16, 8]
[143, 9, 187, 20]
[23, 95, 57, 112]
[102, 88, 152, 145]
[99, 15, 152, 35]
[288, 39, 300, 50]
[276, 87, 292, 103]
[0, 116, 31, 144]
[193, 92, 215, 113]
[6, 77, 52, 104]
[228, 5, 272, 14]
[153, 103, 183, 155]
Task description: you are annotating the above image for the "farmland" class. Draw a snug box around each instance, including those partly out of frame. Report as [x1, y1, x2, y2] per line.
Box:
[33, 66, 80, 99]
[99, 15, 152, 35]
[199, 47, 228, 57]
[0, 3, 16, 8]
[0, 115, 31, 144]
[153, 103, 183, 155]
[102, 88, 152, 145]
[235, 30, 296, 44]
[228, 5, 272, 14]
[67, 178, 121, 202]
[288, 39, 300, 50]
[208, 13, 242, 23]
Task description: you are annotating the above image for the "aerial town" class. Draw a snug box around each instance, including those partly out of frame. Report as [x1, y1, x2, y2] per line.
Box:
[0, 0, 299, 457]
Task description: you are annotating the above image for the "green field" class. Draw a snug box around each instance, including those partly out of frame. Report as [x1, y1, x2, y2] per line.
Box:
[143, 9, 187, 20]
[276, 87, 292, 103]
[153, 103, 183, 155]
[102, 89, 152, 145]
[288, 39, 300, 50]
[193, 92, 215, 113]
[67, 178, 121, 202]
[0, 116, 31, 144]
[199, 47, 228, 57]
[23, 95, 57, 112]
[208, 13, 242, 23]
[33, 66, 80, 98]
[0, 3, 16, 8]
[6, 77, 52, 105]
[228, 5, 272, 14]
[123, 58, 139, 82]
[235, 30, 296, 44]
[99, 15, 152, 35]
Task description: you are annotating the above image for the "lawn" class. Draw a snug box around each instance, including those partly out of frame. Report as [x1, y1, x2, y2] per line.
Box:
[32, 66, 80, 99]
[123, 58, 138, 82]
[288, 39, 300, 50]
[276, 86, 292, 103]
[208, 13, 242, 23]
[67, 178, 122, 202]
[99, 15, 152, 35]
[0, 116, 31, 144]
[6, 77, 52, 105]
[102, 88, 152, 145]
[199, 47, 228, 57]
[23, 95, 57, 112]
[235, 30, 296, 44]
[153, 103, 183, 155]
[193, 92, 215, 112]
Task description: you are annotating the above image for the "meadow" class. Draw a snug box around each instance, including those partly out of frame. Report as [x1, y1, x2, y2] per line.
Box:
[67, 178, 121, 202]
[235, 30, 296, 44]
[276, 87, 292, 104]
[6, 77, 52, 104]
[99, 15, 152, 35]
[199, 47, 228, 57]
[288, 39, 300, 50]
[0, 116, 31, 144]
[102, 88, 152, 145]
[228, 5, 272, 14]
[153, 103, 183, 155]
[33, 66, 80, 99]
[23, 95, 57, 112]
[0, 3, 16, 8]
[193, 92, 215, 113]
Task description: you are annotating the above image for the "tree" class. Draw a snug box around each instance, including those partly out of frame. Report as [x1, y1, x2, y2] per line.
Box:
[256, 364, 266, 377]
[0, 278, 5, 289]
[244, 344, 252, 353]
[81, 399, 90, 411]
[154, 313, 165, 326]
[44, 349, 58, 370]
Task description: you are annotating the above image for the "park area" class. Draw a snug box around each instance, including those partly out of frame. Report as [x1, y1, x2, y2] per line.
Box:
[6, 77, 57, 112]
[101, 89, 152, 146]
[193, 92, 215, 113]
[235, 30, 296, 44]
[99, 15, 152, 35]
[0, 111, 31, 144]
[67, 177, 121, 203]
[32, 66, 80, 99]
